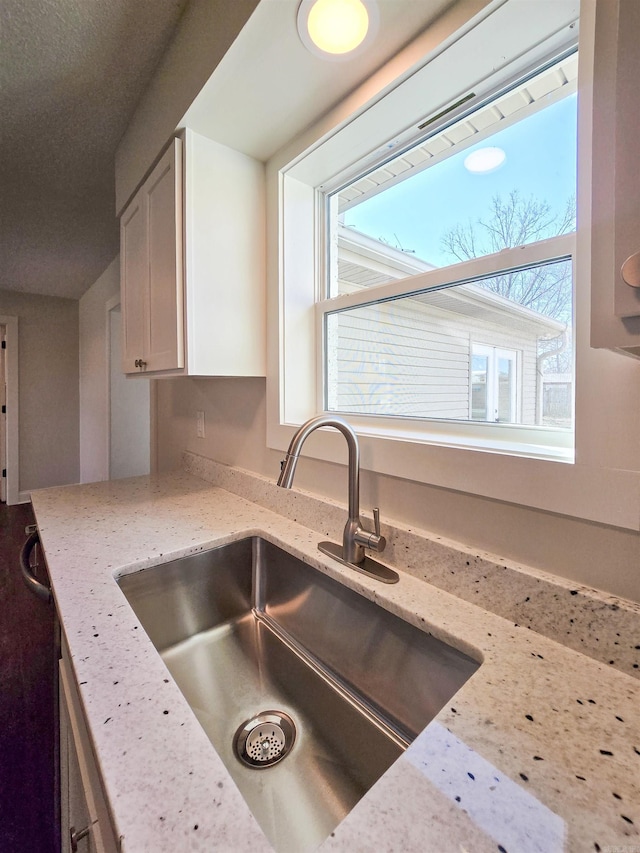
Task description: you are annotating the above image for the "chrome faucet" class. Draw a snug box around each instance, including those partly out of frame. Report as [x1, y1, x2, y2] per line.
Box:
[278, 415, 397, 582]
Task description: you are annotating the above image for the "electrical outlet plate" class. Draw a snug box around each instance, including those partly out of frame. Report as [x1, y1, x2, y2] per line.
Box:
[196, 410, 205, 438]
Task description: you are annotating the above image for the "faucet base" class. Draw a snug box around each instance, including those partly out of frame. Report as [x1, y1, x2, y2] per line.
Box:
[318, 541, 399, 584]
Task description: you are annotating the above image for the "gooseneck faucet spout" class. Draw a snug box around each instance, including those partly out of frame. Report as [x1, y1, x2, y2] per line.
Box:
[278, 415, 386, 567]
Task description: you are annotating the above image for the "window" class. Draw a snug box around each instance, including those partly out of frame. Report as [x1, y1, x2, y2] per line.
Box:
[471, 344, 519, 424]
[320, 52, 577, 447]
[273, 0, 583, 481]
[268, 0, 640, 528]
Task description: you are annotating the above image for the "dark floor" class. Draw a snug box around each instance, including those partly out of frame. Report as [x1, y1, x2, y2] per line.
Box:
[0, 501, 57, 853]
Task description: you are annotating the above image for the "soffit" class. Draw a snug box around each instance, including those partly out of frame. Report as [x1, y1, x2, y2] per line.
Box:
[338, 52, 578, 211]
[181, 0, 458, 162]
[337, 228, 564, 334]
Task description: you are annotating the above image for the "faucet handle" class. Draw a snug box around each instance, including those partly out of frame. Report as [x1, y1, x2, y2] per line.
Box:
[354, 508, 386, 554]
[373, 507, 381, 538]
[372, 508, 386, 551]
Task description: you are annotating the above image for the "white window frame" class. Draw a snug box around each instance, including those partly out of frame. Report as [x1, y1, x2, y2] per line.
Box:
[265, 0, 640, 530]
[316, 235, 574, 455]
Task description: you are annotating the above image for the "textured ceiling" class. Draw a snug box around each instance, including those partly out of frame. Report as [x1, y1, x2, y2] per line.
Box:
[0, 0, 189, 300]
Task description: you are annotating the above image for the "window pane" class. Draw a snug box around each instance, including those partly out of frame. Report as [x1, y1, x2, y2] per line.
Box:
[497, 354, 515, 423]
[330, 56, 577, 298]
[325, 260, 572, 429]
[471, 355, 488, 420]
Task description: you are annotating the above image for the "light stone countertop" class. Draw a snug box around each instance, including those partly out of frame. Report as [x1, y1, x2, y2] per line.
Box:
[32, 470, 640, 853]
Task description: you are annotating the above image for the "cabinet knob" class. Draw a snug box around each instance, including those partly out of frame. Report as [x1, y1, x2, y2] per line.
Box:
[70, 824, 91, 852]
[621, 252, 640, 288]
[134, 359, 147, 370]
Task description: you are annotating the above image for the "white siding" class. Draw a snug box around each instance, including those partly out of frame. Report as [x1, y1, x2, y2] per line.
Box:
[328, 283, 541, 423]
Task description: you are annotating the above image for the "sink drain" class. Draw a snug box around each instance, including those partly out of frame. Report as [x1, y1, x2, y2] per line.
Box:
[234, 711, 296, 768]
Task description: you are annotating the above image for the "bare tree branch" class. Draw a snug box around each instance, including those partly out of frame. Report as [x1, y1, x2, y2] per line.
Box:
[440, 190, 575, 323]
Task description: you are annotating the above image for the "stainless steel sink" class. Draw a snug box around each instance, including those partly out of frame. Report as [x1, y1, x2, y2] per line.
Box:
[117, 537, 479, 852]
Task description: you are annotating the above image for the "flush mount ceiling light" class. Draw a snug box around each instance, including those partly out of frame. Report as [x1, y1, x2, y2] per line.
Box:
[464, 146, 507, 174]
[297, 0, 377, 59]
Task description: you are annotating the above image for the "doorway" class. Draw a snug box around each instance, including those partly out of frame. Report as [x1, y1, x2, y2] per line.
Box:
[0, 326, 6, 502]
[107, 303, 151, 480]
[0, 316, 20, 504]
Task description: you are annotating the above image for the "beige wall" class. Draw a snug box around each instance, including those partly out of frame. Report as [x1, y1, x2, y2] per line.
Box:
[0, 289, 79, 493]
[156, 376, 640, 605]
[156, 376, 270, 476]
[79, 258, 120, 483]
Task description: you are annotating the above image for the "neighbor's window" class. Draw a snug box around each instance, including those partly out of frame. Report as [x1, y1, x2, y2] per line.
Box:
[471, 344, 518, 424]
[322, 52, 577, 434]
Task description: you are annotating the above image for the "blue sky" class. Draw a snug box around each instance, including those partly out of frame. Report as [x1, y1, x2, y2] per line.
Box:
[342, 94, 577, 268]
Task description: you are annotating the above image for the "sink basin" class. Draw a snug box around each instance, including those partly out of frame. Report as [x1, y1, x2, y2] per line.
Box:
[117, 536, 479, 852]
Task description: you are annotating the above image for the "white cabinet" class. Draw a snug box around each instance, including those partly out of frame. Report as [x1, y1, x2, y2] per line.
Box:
[59, 639, 119, 853]
[120, 139, 184, 374]
[120, 130, 265, 377]
[590, 0, 640, 355]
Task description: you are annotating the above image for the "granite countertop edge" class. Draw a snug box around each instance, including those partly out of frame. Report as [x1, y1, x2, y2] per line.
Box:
[31, 470, 640, 853]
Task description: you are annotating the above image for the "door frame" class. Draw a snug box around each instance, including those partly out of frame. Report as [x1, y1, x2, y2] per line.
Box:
[0, 315, 21, 504]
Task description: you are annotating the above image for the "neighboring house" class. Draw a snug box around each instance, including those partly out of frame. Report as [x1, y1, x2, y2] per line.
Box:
[329, 225, 567, 426]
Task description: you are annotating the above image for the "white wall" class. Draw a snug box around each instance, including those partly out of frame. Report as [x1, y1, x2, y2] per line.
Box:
[79, 258, 120, 482]
[79, 256, 152, 483]
[156, 376, 270, 475]
[156, 375, 640, 604]
[0, 289, 79, 493]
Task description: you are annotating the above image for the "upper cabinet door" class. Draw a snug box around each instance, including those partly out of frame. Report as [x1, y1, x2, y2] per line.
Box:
[145, 140, 185, 372]
[120, 139, 185, 375]
[120, 194, 148, 374]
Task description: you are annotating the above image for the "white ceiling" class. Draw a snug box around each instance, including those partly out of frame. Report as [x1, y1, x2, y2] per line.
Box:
[0, 0, 189, 300]
[182, 0, 456, 163]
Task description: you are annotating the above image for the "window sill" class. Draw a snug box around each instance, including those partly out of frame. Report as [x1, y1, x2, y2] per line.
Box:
[330, 415, 575, 464]
[266, 413, 639, 531]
